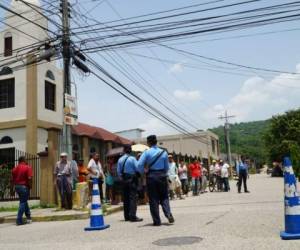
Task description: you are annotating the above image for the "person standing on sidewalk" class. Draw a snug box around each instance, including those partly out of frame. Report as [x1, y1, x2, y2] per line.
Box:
[189, 160, 200, 196]
[70, 152, 79, 191]
[117, 145, 143, 222]
[237, 157, 250, 193]
[178, 160, 189, 196]
[54, 153, 73, 209]
[220, 160, 230, 192]
[11, 156, 33, 225]
[87, 153, 104, 201]
[201, 164, 208, 193]
[138, 135, 175, 226]
[78, 159, 89, 183]
[215, 160, 222, 191]
[168, 155, 179, 200]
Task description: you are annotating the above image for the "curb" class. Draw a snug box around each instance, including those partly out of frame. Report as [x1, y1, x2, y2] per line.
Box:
[0, 212, 89, 224]
[105, 205, 123, 216]
[0, 205, 123, 224]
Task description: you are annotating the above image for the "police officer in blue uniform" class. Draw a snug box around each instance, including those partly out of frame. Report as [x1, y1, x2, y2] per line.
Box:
[117, 145, 143, 222]
[138, 135, 175, 226]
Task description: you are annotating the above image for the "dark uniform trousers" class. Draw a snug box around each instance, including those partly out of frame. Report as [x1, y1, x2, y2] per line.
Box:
[146, 170, 171, 224]
[238, 169, 248, 192]
[122, 174, 138, 220]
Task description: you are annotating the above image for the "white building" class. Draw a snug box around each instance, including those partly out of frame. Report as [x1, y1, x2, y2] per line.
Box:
[137, 130, 220, 164]
[0, 0, 63, 161]
[115, 128, 145, 141]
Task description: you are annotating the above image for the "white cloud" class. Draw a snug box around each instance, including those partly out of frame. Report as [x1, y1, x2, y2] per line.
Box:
[169, 63, 184, 73]
[174, 89, 201, 101]
[203, 64, 300, 125]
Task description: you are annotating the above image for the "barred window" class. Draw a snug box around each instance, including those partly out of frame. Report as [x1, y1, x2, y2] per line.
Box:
[4, 33, 12, 57]
[45, 81, 56, 111]
[0, 78, 15, 109]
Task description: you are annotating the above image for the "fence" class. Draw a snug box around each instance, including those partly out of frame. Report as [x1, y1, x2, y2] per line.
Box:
[0, 149, 40, 201]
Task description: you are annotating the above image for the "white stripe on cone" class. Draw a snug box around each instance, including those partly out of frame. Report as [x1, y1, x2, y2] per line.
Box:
[285, 184, 299, 198]
[93, 184, 99, 190]
[286, 205, 300, 215]
[284, 166, 295, 174]
[93, 196, 101, 204]
[91, 209, 103, 216]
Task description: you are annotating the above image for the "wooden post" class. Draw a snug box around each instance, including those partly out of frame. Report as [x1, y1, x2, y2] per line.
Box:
[39, 128, 60, 206]
[82, 136, 90, 166]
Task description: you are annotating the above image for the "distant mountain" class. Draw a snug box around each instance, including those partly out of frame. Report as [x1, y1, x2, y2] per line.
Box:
[209, 120, 270, 165]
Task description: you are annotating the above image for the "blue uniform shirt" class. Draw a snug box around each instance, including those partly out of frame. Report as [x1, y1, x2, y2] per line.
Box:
[117, 154, 138, 177]
[137, 146, 169, 174]
[237, 161, 248, 175]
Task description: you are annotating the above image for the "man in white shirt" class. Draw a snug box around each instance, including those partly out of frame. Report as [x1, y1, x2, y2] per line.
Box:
[221, 160, 230, 192]
[88, 153, 104, 200]
[168, 155, 182, 200]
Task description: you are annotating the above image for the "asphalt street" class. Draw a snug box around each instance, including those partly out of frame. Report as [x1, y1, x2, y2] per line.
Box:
[1, 174, 300, 250]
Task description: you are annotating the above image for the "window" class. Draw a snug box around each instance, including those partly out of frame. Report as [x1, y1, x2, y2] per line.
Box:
[72, 144, 79, 152]
[211, 139, 216, 154]
[90, 147, 96, 153]
[0, 147, 15, 164]
[46, 70, 55, 81]
[4, 33, 12, 57]
[0, 78, 15, 109]
[45, 81, 56, 111]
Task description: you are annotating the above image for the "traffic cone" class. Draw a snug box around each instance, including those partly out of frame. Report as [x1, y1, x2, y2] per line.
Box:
[85, 178, 110, 231]
[280, 157, 300, 240]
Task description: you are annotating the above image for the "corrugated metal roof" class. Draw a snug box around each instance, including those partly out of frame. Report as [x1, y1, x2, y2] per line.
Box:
[72, 123, 132, 145]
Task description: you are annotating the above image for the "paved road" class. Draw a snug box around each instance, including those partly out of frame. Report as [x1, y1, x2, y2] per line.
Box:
[1, 174, 300, 250]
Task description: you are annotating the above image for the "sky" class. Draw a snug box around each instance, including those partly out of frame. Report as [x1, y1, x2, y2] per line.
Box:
[2, 0, 300, 136]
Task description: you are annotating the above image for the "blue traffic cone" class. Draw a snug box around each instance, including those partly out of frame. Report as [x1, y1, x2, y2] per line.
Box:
[85, 178, 110, 231]
[280, 157, 300, 240]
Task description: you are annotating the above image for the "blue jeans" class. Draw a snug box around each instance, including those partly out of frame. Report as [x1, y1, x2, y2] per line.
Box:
[192, 177, 199, 195]
[15, 185, 31, 224]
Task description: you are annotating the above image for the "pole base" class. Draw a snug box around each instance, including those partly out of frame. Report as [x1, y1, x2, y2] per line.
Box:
[84, 224, 110, 231]
[280, 231, 300, 240]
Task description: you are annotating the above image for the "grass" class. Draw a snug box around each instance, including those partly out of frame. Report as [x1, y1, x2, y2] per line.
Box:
[0, 204, 56, 213]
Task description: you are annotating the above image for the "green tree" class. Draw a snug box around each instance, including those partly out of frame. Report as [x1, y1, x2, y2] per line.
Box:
[210, 120, 269, 166]
[264, 109, 300, 177]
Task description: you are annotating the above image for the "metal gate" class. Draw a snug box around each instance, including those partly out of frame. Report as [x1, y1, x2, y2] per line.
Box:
[0, 149, 40, 201]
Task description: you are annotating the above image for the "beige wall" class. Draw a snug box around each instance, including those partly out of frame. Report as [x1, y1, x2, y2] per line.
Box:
[138, 131, 220, 159]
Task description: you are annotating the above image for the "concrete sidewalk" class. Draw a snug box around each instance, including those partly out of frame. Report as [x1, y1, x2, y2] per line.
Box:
[0, 204, 123, 224]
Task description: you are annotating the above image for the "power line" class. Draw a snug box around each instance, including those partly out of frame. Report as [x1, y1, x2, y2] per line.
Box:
[73, 2, 212, 131]
[86, 56, 210, 145]
[73, 1, 300, 37]
[18, 0, 62, 30]
[71, 0, 264, 32]
[0, 2, 57, 36]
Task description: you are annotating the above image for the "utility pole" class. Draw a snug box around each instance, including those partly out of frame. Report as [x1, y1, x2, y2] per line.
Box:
[219, 110, 235, 166]
[61, 0, 72, 156]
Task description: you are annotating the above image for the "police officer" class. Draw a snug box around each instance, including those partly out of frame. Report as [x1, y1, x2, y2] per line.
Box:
[117, 145, 143, 222]
[138, 135, 175, 226]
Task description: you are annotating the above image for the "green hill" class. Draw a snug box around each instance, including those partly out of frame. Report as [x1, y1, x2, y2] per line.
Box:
[210, 120, 270, 165]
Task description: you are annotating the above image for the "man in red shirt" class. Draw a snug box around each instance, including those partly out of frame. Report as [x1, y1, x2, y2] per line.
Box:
[189, 160, 201, 196]
[11, 156, 33, 225]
